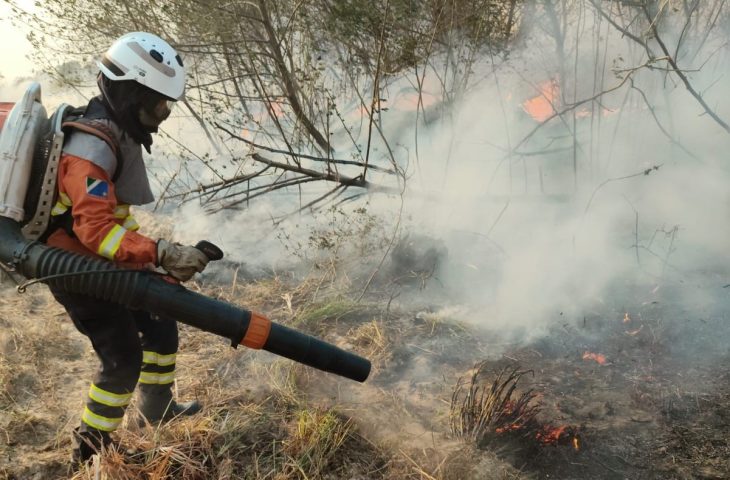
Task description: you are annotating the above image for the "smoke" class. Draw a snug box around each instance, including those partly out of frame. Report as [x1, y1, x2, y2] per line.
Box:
[169, 6, 730, 351]
[4, 3, 730, 341]
[352, 6, 730, 342]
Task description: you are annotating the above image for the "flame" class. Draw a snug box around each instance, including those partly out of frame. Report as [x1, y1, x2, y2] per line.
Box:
[573, 436, 580, 451]
[623, 312, 631, 323]
[495, 423, 523, 434]
[536, 425, 568, 444]
[582, 351, 607, 365]
[522, 80, 559, 122]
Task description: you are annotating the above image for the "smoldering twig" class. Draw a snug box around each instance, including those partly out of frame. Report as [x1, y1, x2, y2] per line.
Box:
[583, 165, 662, 216]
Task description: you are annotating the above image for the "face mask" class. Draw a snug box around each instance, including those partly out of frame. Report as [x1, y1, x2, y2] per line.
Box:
[138, 98, 174, 130]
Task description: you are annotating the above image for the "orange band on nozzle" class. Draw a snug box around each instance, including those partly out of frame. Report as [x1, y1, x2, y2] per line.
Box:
[241, 312, 272, 349]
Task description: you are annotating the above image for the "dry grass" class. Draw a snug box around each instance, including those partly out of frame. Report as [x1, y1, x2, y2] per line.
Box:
[0, 257, 509, 480]
[292, 298, 359, 331]
[68, 388, 384, 480]
[450, 363, 539, 448]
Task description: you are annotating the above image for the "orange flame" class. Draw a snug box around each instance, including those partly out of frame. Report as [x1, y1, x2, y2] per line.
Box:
[623, 313, 631, 323]
[495, 423, 523, 434]
[573, 436, 581, 451]
[522, 80, 559, 122]
[536, 425, 568, 445]
[582, 351, 607, 365]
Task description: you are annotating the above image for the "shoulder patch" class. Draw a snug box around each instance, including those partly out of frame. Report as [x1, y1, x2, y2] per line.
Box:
[86, 177, 109, 198]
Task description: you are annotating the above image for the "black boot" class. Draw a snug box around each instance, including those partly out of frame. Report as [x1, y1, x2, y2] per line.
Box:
[138, 383, 202, 425]
[71, 426, 112, 465]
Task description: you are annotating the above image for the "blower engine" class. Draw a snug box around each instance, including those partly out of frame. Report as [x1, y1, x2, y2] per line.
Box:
[0, 83, 371, 383]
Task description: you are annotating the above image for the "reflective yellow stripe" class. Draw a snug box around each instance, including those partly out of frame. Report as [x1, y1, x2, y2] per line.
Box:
[81, 407, 122, 432]
[113, 205, 130, 219]
[97, 225, 127, 260]
[88, 384, 133, 408]
[123, 215, 140, 231]
[142, 351, 176, 367]
[51, 202, 68, 216]
[51, 192, 73, 217]
[139, 371, 175, 385]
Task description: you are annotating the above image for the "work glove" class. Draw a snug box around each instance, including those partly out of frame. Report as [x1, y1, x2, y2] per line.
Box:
[157, 239, 210, 282]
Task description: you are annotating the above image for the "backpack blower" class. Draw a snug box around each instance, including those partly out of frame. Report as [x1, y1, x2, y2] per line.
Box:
[0, 83, 370, 382]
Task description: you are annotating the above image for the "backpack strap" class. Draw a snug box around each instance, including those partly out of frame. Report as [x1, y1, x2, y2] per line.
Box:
[43, 112, 124, 242]
[62, 118, 122, 182]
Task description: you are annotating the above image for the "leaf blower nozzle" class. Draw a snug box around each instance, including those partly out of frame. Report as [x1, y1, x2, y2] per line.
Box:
[195, 240, 224, 261]
[0, 218, 371, 382]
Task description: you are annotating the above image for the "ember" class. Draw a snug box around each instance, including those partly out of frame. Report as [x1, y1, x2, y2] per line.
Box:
[582, 351, 607, 365]
[536, 425, 568, 444]
[495, 423, 523, 434]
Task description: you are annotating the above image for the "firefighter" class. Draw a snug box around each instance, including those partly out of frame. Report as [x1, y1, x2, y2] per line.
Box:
[44, 32, 210, 464]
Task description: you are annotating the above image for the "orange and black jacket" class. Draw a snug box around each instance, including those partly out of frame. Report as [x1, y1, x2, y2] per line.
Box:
[46, 153, 158, 267]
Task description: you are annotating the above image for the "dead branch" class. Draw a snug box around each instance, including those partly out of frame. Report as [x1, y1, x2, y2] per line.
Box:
[589, 0, 730, 135]
[256, 0, 332, 152]
[164, 166, 272, 201]
[251, 153, 400, 194]
[363, 0, 390, 179]
[641, 4, 730, 135]
[215, 122, 397, 174]
[584, 164, 662, 216]
[211, 176, 322, 212]
[511, 61, 655, 155]
[628, 81, 697, 159]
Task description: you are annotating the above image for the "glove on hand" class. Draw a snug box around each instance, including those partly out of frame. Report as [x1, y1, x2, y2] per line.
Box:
[157, 240, 210, 282]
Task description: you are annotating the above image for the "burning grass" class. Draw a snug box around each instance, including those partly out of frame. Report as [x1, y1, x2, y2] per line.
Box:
[450, 363, 580, 453]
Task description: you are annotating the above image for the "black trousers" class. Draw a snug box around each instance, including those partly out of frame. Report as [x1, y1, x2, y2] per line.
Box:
[51, 289, 178, 433]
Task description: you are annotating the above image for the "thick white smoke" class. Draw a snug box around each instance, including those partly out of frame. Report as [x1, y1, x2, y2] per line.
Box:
[5, 3, 730, 339]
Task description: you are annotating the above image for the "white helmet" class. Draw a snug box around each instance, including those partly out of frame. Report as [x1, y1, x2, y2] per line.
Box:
[98, 32, 186, 100]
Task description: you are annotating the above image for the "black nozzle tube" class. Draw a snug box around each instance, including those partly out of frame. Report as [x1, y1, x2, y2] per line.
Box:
[264, 323, 371, 382]
[195, 240, 224, 261]
[0, 218, 371, 382]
